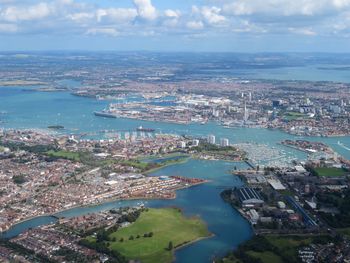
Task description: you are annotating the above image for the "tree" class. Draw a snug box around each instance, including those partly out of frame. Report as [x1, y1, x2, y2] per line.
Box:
[129, 235, 134, 240]
[120, 238, 124, 242]
[96, 229, 108, 242]
[12, 174, 26, 185]
[168, 241, 173, 251]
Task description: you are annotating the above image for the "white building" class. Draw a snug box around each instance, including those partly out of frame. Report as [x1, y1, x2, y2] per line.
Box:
[248, 209, 260, 224]
[212, 109, 220, 117]
[277, 201, 286, 209]
[192, 139, 199, 147]
[207, 134, 216, 144]
[220, 138, 229, 147]
[179, 141, 186, 148]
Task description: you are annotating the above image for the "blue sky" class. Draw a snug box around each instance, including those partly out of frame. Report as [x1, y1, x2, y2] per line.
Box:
[0, 0, 350, 52]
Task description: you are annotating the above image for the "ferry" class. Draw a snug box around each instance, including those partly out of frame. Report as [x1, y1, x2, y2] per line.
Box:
[94, 111, 118, 118]
[136, 126, 155, 132]
[338, 141, 350, 151]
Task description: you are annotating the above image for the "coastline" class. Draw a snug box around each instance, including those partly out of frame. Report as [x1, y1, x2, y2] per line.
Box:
[144, 156, 190, 174]
[0, 179, 209, 238]
[279, 142, 335, 155]
[271, 127, 350, 138]
[172, 233, 215, 262]
[192, 155, 244, 163]
[279, 143, 310, 153]
[95, 114, 191, 125]
[0, 81, 47, 86]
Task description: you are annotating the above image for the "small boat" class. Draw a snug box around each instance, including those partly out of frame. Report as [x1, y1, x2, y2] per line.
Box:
[136, 126, 155, 132]
[94, 111, 118, 118]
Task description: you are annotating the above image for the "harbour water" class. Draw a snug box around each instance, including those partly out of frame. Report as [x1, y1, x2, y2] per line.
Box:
[2, 85, 350, 159]
[2, 84, 350, 261]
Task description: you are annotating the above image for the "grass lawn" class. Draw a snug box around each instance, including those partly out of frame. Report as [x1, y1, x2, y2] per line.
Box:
[314, 167, 347, 177]
[283, 112, 306, 121]
[122, 160, 158, 171]
[46, 150, 81, 161]
[336, 227, 350, 237]
[222, 259, 242, 263]
[219, 235, 330, 263]
[219, 234, 330, 263]
[279, 189, 294, 196]
[247, 251, 283, 263]
[266, 235, 312, 261]
[108, 208, 211, 263]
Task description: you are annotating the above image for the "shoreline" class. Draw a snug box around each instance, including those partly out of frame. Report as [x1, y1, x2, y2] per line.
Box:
[279, 142, 335, 155]
[0, 180, 209, 237]
[173, 233, 215, 261]
[192, 155, 244, 163]
[277, 128, 350, 138]
[144, 157, 190, 174]
[279, 143, 310, 153]
[0, 81, 47, 87]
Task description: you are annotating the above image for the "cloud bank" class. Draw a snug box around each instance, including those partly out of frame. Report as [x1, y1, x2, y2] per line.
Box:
[0, 0, 349, 50]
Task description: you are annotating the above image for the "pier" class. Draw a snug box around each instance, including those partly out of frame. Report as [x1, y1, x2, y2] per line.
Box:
[245, 160, 256, 169]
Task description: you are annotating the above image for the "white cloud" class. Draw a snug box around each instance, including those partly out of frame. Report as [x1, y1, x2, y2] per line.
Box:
[186, 20, 204, 30]
[0, 23, 17, 32]
[222, 0, 350, 17]
[289, 27, 317, 36]
[200, 6, 226, 25]
[333, 0, 350, 8]
[86, 27, 119, 37]
[164, 9, 180, 19]
[96, 8, 137, 23]
[133, 0, 157, 21]
[190, 5, 226, 28]
[68, 12, 94, 23]
[0, 0, 349, 41]
[162, 9, 181, 27]
[1, 2, 51, 22]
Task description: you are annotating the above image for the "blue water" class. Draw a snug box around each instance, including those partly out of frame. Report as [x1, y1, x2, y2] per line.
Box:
[2, 87, 350, 159]
[143, 155, 188, 163]
[238, 65, 350, 83]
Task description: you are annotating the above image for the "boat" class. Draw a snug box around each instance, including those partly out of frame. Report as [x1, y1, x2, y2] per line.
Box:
[94, 111, 118, 118]
[338, 141, 350, 151]
[48, 125, 64, 130]
[136, 126, 155, 132]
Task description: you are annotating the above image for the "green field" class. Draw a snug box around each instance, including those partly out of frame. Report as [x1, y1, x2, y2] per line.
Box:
[46, 150, 81, 161]
[336, 228, 350, 237]
[283, 112, 307, 121]
[314, 167, 347, 177]
[265, 235, 313, 261]
[247, 251, 283, 263]
[217, 235, 324, 263]
[93, 208, 211, 263]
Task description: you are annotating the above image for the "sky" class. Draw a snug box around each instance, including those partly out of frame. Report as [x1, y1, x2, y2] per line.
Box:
[0, 0, 350, 52]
